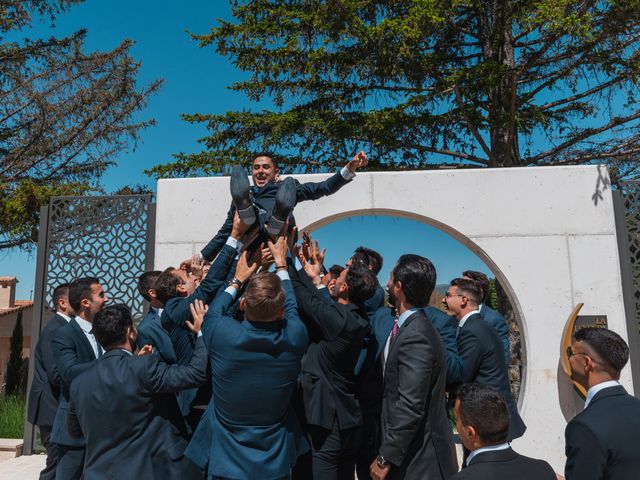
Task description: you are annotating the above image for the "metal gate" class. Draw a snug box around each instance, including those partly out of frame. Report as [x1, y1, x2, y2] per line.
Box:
[613, 182, 640, 396]
[23, 194, 156, 454]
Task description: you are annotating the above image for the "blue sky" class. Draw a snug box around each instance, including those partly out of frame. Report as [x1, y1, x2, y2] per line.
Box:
[2, 1, 493, 299]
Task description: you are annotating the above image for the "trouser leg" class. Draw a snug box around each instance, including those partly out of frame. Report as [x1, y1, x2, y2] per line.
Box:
[55, 446, 84, 480]
[309, 420, 360, 480]
[38, 426, 59, 480]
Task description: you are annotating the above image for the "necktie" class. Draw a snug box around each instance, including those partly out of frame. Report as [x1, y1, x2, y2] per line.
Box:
[391, 317, 399, 340]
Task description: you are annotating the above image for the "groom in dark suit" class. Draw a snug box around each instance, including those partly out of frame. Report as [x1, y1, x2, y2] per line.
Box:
[27, 283, 73, 480]
[68, 303, 207, 479]
[50, 277, 107, 480]
[452, 383, 555, 480]
[370, 254, 457, 480]
[564, 327, 640, 479]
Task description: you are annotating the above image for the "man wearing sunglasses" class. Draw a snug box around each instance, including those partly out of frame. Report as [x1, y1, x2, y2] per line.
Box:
[564, 327, 640, 479]
[443, 278, 526, 449]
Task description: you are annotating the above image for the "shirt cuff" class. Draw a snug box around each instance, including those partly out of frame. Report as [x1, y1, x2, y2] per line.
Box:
[225, 236, 243, 251]
[294, 257, 303, 271]
[197, 331, 203, 338]
[316, 284, 327, 290]
[224, 286, 238, 300]
[276, 270, 290, 281]
[341, 166, 356, 180]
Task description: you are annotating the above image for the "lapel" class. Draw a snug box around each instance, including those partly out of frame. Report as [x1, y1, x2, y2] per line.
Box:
[387, 309, 424, 359]
[70, 318, 97, 360]
[468, 447, 518, 466]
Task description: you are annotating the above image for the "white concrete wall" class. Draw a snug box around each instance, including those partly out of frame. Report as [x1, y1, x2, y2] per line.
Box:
[156, 165, 631, 471]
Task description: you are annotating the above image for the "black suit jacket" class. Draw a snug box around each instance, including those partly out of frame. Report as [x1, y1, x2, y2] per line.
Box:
[452, 447, 555, 480]
[456, 313, 526, 441]
[290, 264, 368, 430]
[50, 318, 98, 447]
[68, 340, 207, 479]
[27, 314, 67, 428]
[565, 385, 640, 480]
[201, 171, 350, 261]
[379, 309, 458, 480]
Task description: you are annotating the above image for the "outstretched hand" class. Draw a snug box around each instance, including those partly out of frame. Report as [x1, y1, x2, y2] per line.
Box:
[235, 249, 260, 284]
[346, 151, 368, 174]
[267, 233, 288, 268]
[137, 345, 153, 356]
[186, 299, 208, 333]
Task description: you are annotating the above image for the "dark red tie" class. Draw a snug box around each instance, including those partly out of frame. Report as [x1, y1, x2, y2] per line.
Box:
[390, 317, 399, 339]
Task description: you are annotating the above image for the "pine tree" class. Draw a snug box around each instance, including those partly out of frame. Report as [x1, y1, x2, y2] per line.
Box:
[4, 310, 23, 397]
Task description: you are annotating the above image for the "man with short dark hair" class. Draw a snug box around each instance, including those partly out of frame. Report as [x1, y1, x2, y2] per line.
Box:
[136, 271, 176, 363]
[27, 284, 73, 480]
[444, 278, 525, 443]
[51, 277, 108, 480]
[462, 270, 510, 365]
[348, 246, 385, 317]
[452, 383, 555, 479]
[370, 254, 457, 480]
[187, 234, 309, 479]
[564, 327, 640, 479]
[68, 303, 207, 479]
[185, 151, 368, 265]
[292, 243, 377, 479]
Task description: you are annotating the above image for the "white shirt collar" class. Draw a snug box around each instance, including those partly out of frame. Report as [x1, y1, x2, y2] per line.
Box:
[584, 380, 620, 408]
[478, 304, 484, 312]
[397, 308, 418, 328]
[153, 307, 164, 317]
[466, 442, 510, 466]
[74, 315, 93, 334]
[458, 309, 480, 330]
[57, 312, 72, 323]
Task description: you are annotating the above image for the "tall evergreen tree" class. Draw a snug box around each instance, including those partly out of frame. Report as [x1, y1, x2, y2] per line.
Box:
[150, 0, 640, 180]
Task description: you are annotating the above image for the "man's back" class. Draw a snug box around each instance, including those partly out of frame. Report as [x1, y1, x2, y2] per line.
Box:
[69, 346, 206, 479]
[453, 448, 555, 480]
[190, 276, 309, 479]
[565, 385, 640, 480]
[137, 308, 176, 364]
[457, 314, 525, 441]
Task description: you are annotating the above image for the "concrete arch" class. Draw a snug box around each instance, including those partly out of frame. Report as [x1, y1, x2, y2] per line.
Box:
[155, 164, 629, 471]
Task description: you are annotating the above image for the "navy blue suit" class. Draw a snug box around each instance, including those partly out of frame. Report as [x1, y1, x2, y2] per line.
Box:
[68, 340, 207, 479]
[479, 304, 510, 365]
[161, 243, 237, 415]
[187, 276, 309, 479]
[565, 385, 640, 480]
[456, 313, 525, 441]
[50, 318, 98, 480]
[363, 283, 385, 319]
[27, 313, 67, 480]
[201, 171, 351, 261]
[136, 307, 176, 364]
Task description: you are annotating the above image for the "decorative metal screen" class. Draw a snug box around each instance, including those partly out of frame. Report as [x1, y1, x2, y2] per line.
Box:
[42, 195, 155, 323]
[620, 182, 640, 334]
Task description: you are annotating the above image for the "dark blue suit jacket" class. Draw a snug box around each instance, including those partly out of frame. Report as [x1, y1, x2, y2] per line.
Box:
[565, 385, 640, 480]
[456, 313, 525, 441]
[200, 171, 350, 261]
[136, 308, 176, 364]
[479, 304, 510, 365]
[187, 277, 309, 479]
[161, 243, 236, 415]
[50, 318, 98, 447]
[27, 313, 67, 428]
[68, 340, 207, 479]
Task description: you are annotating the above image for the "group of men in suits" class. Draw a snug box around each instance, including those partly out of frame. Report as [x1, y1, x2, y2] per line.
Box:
[26, 150, 640, 480]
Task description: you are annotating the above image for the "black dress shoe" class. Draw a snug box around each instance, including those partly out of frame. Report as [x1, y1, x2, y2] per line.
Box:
[266, 177, 296, 238]
[230, 165, 256, 225]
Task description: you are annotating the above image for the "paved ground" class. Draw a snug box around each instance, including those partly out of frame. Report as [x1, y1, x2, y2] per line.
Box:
[0, 454, 45, 479]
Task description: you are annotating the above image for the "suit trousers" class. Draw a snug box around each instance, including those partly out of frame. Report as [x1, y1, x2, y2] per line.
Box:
[55, 446, 84, 480]
[355, 410, 381, 480]
[38, 426, 59, 480]
[308, 419, 361, 480]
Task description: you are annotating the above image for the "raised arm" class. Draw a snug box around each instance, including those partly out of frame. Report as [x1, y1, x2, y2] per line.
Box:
[295, 151, 367, 202]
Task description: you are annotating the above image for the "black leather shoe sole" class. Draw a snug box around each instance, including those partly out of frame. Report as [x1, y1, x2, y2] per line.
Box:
[266, 177, 296, 237]
[230, 165, 251, 210]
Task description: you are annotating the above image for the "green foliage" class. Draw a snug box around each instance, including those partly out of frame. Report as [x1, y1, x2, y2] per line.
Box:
[0, 0, 161, 251]
[4, 310, 23, 397]
[487, 278, 499, 311]
[0, 395, 25, 438]
[152, 0, 640, 181]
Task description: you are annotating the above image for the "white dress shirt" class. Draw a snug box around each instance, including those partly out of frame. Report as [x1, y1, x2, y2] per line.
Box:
[74, 316, 103, 358]
[57, 312, 72, 323]
[466, 442, 510, 466]
[383, 307, 419, 373]
[584, 380, 621, 409]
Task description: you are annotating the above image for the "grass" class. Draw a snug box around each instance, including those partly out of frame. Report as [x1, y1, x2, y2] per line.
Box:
[0, 395, 25, 438]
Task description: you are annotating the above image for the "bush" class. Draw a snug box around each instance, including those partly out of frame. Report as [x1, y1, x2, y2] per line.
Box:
[0, 395, 25, 438]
